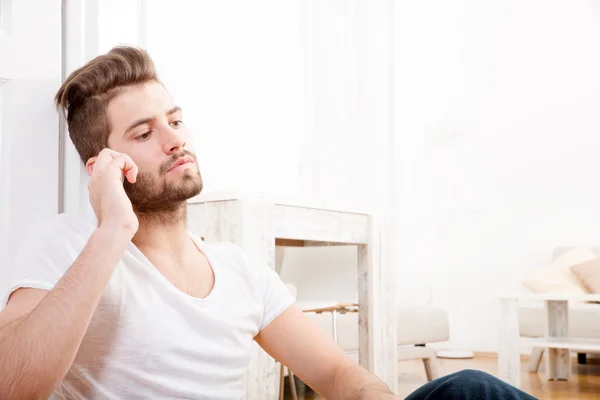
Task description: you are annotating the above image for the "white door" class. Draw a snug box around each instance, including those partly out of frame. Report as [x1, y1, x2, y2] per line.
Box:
[0, 0, 62, 305]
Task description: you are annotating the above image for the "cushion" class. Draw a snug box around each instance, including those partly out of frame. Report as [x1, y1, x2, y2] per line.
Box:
[522, 247, 596, 294]
[570, 258, 600, 293]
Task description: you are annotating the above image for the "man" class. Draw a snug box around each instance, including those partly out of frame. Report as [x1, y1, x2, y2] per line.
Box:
[0, 46, 536, 399]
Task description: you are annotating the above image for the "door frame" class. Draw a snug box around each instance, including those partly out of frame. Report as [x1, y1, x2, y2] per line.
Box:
[0, 77, 9, 295]
[59, 0, 98, 215]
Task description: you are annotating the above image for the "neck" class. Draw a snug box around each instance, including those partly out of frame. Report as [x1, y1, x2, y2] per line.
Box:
[131, 203, 190, 254]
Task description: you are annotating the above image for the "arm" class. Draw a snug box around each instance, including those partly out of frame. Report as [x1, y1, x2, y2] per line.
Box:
[0, 148, 139, 398]
[255, 304, 398, 400]
[0, 226, 130, 398]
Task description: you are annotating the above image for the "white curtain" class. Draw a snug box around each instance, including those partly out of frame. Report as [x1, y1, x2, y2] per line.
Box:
[88, 0, 392, 212]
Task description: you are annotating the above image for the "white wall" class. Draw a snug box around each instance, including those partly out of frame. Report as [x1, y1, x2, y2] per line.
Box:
[0, 0, 61, 305]
[394, 0, 600, 352]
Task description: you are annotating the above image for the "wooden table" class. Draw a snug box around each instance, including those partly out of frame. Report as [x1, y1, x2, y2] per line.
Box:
[187, 190, 397, 400]
[498, 293, 600, 389]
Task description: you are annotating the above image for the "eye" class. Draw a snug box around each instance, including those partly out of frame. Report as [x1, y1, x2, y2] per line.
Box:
[171, 120, 183, 128]
[135, 131, 152, 141]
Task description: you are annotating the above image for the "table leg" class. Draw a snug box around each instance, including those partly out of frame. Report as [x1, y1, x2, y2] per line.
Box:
[278, 364, 284, 400]
[357, 243, 370, 371]
[545, 300, 571, 380]
[498, 298, 520, 388]
[357, 215, 397, 392]
[243, 200, 278, 400]
[332, 309, 339, 344]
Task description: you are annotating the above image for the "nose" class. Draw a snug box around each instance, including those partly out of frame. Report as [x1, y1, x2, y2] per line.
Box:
[161, 125, 186, 155]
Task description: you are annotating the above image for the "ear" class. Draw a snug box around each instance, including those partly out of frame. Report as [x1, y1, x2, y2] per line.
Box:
[85, 157, 97, 177]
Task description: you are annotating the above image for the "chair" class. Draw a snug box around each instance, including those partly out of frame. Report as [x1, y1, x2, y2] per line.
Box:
[304, 303, 449, 381]
[278, 364, 298, 400]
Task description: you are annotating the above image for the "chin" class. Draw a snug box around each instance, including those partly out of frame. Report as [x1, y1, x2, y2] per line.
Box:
[179, 175, 203, 198]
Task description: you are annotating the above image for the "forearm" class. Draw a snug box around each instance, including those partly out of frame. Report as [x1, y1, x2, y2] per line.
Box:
[0, 226, 130, 398]
[330, 364, 398, 400]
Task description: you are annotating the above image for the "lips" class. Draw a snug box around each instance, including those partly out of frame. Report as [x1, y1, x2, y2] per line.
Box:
[167, 156, 194, 172]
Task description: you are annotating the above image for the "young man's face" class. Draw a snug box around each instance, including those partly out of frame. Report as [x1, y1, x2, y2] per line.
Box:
[105, 81, 203, 213]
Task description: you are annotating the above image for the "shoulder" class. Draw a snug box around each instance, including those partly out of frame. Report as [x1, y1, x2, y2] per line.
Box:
[8, 213, 97, 295]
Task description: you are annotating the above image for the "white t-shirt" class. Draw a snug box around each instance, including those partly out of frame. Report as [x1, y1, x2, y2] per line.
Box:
[4, 213, 295, 399]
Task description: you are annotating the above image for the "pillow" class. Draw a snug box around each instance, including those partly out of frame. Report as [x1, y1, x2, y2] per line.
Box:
[570, 258, 600, 294]
[522, 247, 596, 294]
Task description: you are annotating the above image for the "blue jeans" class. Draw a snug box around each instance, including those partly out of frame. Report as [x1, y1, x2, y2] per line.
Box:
[405, 369, 538, 400]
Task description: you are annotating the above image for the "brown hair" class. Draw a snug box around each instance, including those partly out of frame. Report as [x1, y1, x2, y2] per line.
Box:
[55, 46, 158, 163]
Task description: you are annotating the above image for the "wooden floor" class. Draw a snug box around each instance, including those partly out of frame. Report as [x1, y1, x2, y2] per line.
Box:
[284, 355, 600, 399]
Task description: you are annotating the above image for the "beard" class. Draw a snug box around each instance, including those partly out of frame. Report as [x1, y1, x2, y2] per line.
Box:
[123, 150, 203, 222]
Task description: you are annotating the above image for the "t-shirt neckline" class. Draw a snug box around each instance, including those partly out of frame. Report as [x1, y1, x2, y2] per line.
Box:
[126, 234, 219, 303]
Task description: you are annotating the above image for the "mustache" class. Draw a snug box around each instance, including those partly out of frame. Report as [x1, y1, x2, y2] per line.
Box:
[159, 150, 198, 175]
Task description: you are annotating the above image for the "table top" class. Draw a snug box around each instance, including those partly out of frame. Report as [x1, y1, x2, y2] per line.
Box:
[521, 337, 600, 351]
[499, 293, 600, 302]
[188, 188, 374, 215]
[302, 302, 359, 314]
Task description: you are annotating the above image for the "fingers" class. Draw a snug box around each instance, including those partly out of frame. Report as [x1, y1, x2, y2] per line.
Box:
[112, 154, 138, 183]
[88, 148, 138, 183]
[92, 148, 122, 173]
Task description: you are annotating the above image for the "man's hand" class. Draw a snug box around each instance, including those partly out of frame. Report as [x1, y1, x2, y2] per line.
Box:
[331, 363, 400, 400]
[86, 148, 139, 238]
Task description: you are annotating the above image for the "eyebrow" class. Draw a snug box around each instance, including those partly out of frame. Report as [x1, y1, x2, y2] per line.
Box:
[124, 106, 182, 135]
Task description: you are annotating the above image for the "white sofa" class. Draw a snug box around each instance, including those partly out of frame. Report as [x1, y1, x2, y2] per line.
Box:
[519, 246, 600, 369]
[520, 303, 600, 340]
